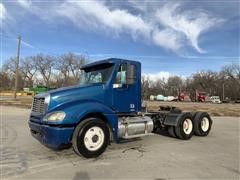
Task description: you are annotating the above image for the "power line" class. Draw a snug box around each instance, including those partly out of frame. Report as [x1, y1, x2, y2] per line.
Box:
[0, 34, 59, 56]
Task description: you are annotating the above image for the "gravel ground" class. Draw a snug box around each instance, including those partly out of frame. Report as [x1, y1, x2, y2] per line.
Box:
[0, 106, 239, 180]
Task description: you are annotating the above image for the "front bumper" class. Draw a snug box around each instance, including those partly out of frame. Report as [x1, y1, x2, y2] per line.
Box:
[28, 121, 74, 149]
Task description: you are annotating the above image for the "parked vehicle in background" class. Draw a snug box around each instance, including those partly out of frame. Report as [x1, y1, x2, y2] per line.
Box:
[156, 94, 164, 101]
[222, 97, 230, 103]
[150, 95, 177, 101]
[166, 96, 176, 101]
[196, 90, 210, 102]
[30, 85, 48, 94]
[210, 96, 221, 104]
[24, 85, 56, 95]
[150, 95, 156, 101]
[178, 92, 191, 102]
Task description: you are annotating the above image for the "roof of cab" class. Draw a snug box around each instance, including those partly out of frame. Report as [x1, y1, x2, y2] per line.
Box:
[81, 58, 140, 69]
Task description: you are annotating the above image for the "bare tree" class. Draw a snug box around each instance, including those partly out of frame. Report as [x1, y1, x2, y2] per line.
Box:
[0, 71, 11, 90]
[3, 57, 16, 75]
[33, 54, 55, 87]
[56, 53, 87, 86]
[2, 57, 24, 90]
[166, 76, 183, 96]
[141, 75, 151, 99]
[20, 56, 37, 87]
[220, 63, 240, 100]
[222, 63, 240, 85]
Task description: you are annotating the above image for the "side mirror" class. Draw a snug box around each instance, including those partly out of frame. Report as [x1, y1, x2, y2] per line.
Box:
[126, 64, 135, 84]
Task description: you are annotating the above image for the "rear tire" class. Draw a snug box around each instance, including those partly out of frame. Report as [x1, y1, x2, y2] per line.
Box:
[174, 113, 194, 140]
[72, 118, 109, 158]
[168, 126, 177, 138]
[193, 112, 212, 136]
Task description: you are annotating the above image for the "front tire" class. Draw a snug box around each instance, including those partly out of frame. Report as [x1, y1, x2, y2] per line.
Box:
[72, 118, 109, 158]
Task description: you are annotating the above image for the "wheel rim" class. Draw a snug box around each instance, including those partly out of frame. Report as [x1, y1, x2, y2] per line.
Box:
[201, 117, 210, 132]
[84, 126, 105, 151]
[183, 118, 193, 135]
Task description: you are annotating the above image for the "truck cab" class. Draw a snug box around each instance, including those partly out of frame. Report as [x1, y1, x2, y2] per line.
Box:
[29, 58, 212, 158]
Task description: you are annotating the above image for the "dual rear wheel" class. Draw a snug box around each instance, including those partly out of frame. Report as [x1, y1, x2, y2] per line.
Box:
[168, 112, 212, 140]
[194, 112, 212, 136]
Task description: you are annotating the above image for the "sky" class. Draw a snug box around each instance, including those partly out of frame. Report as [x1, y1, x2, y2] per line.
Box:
[0, 0, 239, 79]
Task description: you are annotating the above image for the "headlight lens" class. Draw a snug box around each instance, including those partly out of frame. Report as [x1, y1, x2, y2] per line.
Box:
[45, 111, 66, 121]
[44, 94, 51, 104]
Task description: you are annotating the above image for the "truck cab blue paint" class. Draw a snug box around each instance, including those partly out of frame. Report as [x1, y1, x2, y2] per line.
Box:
[29, 58, 141, 148]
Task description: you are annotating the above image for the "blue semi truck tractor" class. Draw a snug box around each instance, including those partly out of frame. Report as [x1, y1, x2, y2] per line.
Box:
[28, 58, 212, 158]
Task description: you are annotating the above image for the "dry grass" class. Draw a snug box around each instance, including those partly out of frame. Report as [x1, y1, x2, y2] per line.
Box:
[1, 97, 240, 117]
[146, 101, 240, 117]
[0, 97, 32, 109]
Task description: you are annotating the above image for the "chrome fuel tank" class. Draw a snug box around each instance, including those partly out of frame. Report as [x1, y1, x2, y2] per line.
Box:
[118, 116, 153, 138]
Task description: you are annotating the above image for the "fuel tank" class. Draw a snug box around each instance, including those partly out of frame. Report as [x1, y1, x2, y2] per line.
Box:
[118, 116, 153, 138]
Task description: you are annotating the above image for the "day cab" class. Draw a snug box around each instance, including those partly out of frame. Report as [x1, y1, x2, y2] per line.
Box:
[29, 58, 212, 158]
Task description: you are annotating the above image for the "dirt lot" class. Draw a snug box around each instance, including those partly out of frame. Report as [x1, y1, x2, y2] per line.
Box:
[0, 106, 239, 180]
[145, 101, 240, 117]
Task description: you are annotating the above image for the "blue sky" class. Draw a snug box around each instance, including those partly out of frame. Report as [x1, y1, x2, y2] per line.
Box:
[0, 0, 239, 78]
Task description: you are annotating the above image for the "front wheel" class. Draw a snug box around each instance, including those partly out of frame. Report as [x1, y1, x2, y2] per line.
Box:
[72, 118, 109, 158]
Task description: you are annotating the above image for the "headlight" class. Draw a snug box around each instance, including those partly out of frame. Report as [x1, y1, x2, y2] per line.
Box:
[44, 94, 51, 104]
[44, 111, 66, 121]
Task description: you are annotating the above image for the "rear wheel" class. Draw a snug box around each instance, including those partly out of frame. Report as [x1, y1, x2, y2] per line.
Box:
[193, 112, 212, 136]
[174, 113, 194, 140]
[168, 126, 177, 138]
[72, 118, 109, 158]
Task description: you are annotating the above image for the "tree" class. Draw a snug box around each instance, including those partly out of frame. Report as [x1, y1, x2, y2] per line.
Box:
[220, 63, 240, 100]
[20, 56, 37, 87]
[56, 52, 87, 86]
[2, 57, 24, 90]
[33, 54, 55, 87]
[166, 76, 183, 96]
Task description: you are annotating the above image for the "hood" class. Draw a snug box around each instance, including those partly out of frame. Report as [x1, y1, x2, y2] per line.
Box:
[48, 84, 94, 94]
[48, 84, 106, 111]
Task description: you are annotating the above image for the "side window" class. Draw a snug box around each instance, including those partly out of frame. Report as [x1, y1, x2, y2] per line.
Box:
[115, 64, 127, 84]
[126, 64, 136, 85]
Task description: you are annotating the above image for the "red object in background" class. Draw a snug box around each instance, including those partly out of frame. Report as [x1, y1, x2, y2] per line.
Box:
[196, 90, 209, 102]
[178, 92, 191, 102]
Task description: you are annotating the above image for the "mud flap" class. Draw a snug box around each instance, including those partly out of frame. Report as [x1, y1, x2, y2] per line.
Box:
[164, 112, 192, 126]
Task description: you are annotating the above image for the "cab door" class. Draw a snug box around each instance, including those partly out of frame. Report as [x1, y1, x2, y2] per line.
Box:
[112, 63, 138, 113]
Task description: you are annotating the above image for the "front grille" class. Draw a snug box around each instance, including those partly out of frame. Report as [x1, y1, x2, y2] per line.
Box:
[32, 97, 46, 114]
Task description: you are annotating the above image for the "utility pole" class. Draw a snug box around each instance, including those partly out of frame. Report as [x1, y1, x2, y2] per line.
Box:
[222, 83, 225, 101]
[14, 36, 21, 99]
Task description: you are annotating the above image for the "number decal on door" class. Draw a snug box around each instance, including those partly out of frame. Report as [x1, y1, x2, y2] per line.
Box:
[130, 104, 135, 111]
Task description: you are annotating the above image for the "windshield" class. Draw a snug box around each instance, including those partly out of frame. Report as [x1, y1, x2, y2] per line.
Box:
[80, 63, 114, 85]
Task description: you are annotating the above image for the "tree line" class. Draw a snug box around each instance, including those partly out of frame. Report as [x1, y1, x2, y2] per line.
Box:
[142, 63, 240, 101]
[1, 53, 87, 90]
[0, 53, 239, 101]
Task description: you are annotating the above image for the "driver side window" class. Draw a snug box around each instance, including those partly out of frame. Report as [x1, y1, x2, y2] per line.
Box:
[115, 64, 127, 84]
